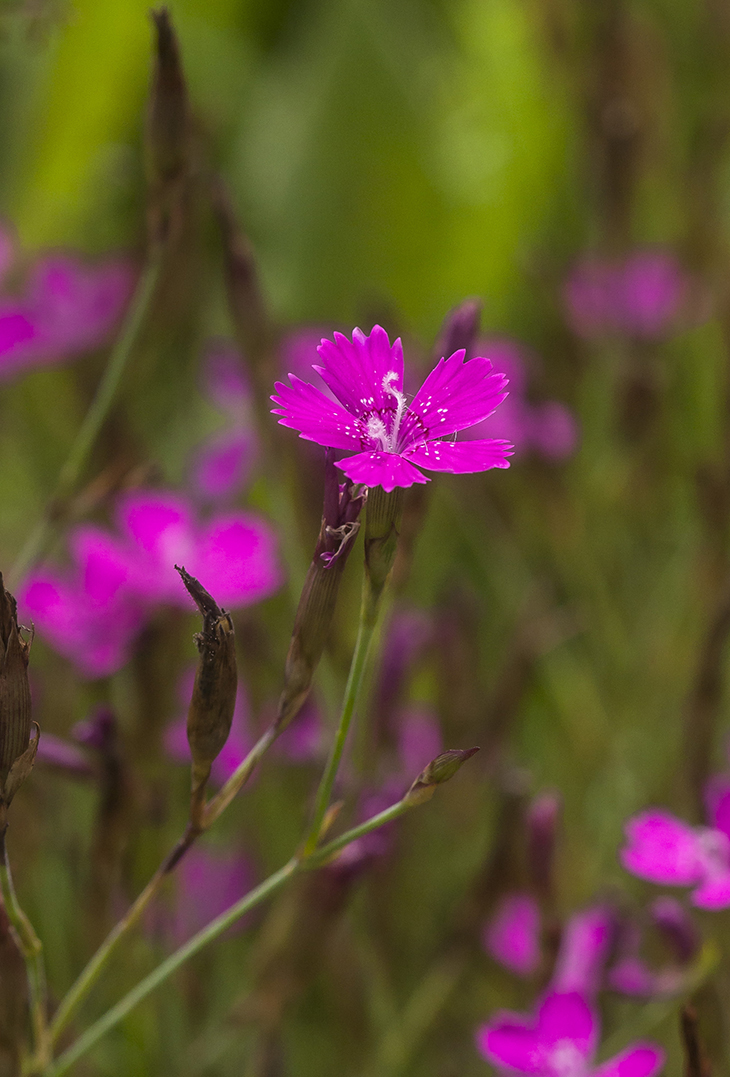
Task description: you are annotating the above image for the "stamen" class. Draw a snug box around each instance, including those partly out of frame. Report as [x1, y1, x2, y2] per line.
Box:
[382, 370, 407, 451]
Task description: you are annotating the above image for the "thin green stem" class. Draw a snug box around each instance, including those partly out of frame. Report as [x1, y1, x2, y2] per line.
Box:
[306, 798, 410, 867]
[45, 860, 299, 1077]
[10, 256, 163, 586]
[49, 723, 277, 1046]
[302, 584, 380, 855]
[0, 829, 49, 1070]
[46, 794, 418, 1077]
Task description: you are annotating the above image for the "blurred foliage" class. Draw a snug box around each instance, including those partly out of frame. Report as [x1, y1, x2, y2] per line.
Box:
[0, 0, 729, 1075]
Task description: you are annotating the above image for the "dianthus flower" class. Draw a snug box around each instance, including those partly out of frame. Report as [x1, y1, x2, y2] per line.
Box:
[563, 250, 689, 340]
[0, 223, 133, 379]
[476, 991, 664, 1077]
[621, 806, 730, 909]
[271, 325, 512, 491]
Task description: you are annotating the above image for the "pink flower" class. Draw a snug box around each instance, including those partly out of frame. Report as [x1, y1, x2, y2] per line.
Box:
[189, 341, 257, 504]
[620, 809, 730, 909]
[466, 341, 578, 461]
[0, 226, 134, 380]
[20, 489, 282, 679]
[483, 899, 613, 996]
[20, 527, 147, 678]
[271, 325, 512, 491]
[476, 991, 664, 1077]
[170, 845, 254, 944]
[563, 251, 688, 340]
[484, 893, 542, 976]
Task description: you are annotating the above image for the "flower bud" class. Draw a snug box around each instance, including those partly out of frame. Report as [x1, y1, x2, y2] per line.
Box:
[403, 746, 480, 807]
[276, 452, 364, 732]
[433, 297, 482, 361]
[0, 575, 36, 810]
[145, 8, 191, 246]
[176, 566, 237, 794]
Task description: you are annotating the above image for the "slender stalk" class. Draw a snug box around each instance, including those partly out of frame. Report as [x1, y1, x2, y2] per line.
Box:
[0, 829, 49, 1070]
[302, 585, 380, 855]
[9, 256, 163, 587]
[45, 860, 299, 1077]
[45, 791, 425, 1077]
[49, 723, 277, 1046]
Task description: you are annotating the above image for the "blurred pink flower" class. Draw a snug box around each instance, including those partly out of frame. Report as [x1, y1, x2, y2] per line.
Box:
[21, 488, 281, 679]
[397, 705, 443, 776]
[0, 224, 134, 379]
[170, 845, 254, 944]
[550, 906, 614, 997]
[563, 250, 688, 340]
[189, 341, 258, 504]
[484, 893, 542, 976]
[20, 527, 147, 678]
[476, 991, 664, 1077]
[621, 808, 730, 909]
[608, 897, 698, 998]
[465, 340, 578, 461]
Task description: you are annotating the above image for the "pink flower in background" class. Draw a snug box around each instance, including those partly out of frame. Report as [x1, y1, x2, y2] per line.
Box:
[0, 224, 133, 379]
[21, 488, 281, 678]
[476, 991, 664, 1077]
[483, 899, 612, 993]
[608, 897, 698, 998]
[397, 705, 443, 776]
[170, 846, 254, 944]
[564, 251, 688, 340]
[484, 893, 542, 976]
[272, 325, 512, 491]
[621, 808, 730, 909]
[189, 341, 258, 504]
[466, 340, 578, 461]
[20, 527, 146, 678]
[550, 906, 615, 997]
[117, 490, 281, 609]
[165, 667, 253, 785]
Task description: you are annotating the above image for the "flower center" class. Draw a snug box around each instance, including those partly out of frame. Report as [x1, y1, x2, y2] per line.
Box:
[544, 1040, 588, 1077]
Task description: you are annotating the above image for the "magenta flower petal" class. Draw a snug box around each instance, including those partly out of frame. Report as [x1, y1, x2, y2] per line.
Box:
[336, 450, 429, 492]
[190, 429, 256, 503]
[592, 1045, 665, 1077]
[690, 828, 730, 908]
[537, 992, 597, 1058]
[550, 905, 614, 997]
[271, 375, 363, 450]
[705, 774, 730, 841]
[191, 513, 282, 608]
[273, 326, 511, 489]
[405, 437, 512, 473]
[621, 810, 705, 886]
[27, 256, 133, 353]
[408, 351, 508, 439]
[314, 325, 404, 414]
[476, 1014, 544, 1074]
[484, 892, 542, 976]
[119, 490, 194, 558]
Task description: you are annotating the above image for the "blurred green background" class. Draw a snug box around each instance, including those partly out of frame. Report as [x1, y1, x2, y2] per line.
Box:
[1, 0, 729, 1074]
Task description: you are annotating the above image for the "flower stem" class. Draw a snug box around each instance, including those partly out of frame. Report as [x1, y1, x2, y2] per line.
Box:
[44, 860, 299, 1077]
[44, 791, 425, 1077]
[301, 584, 380, 856]
[0, 825, 49, 1071]
[48, 724, 276, 1047]
[9, 255, 163, 587]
